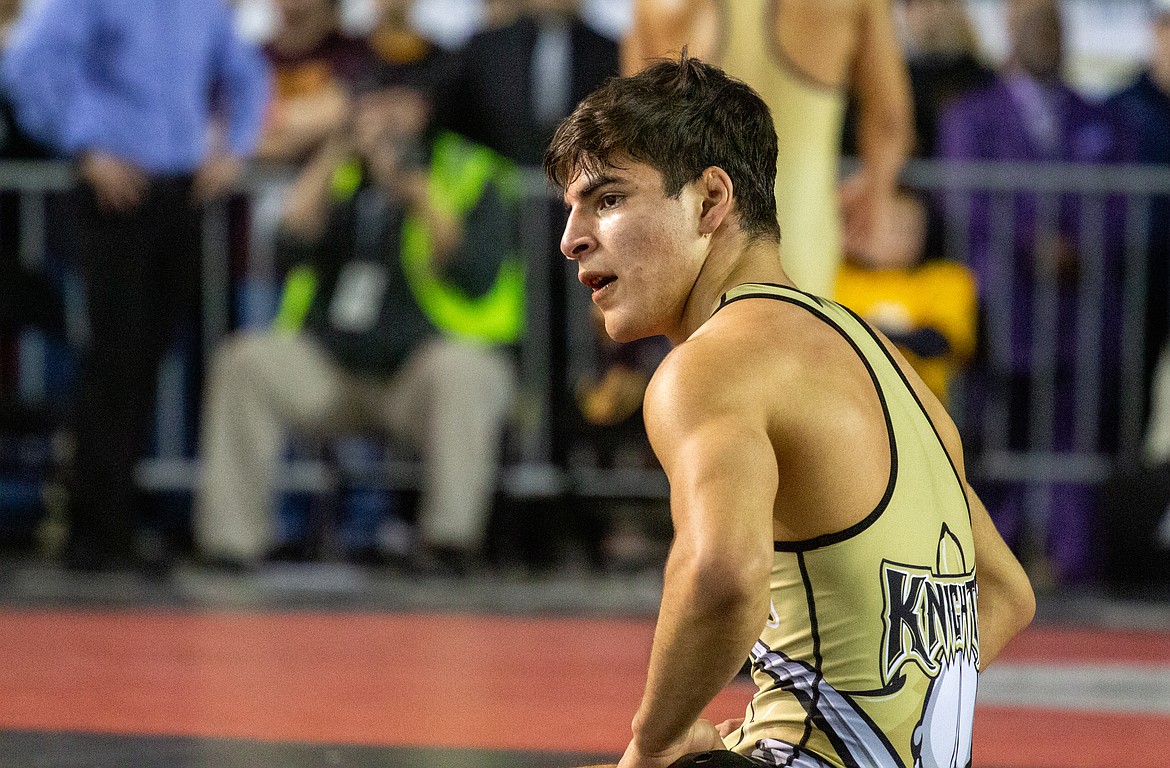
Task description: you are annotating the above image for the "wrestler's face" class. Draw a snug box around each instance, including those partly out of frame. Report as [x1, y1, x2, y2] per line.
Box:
[560, 160, 708, 343]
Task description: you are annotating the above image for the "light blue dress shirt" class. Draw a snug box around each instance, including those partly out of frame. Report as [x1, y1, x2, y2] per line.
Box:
[2, 0, 272, 174]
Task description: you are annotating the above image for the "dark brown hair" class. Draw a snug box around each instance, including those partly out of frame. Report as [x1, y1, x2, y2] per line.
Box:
[543, 52, 781, 243]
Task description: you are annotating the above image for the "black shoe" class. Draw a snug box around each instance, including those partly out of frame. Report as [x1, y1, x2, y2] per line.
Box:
[61, 543, 136, 574]
[265, 542, 315, 563]
[344, 545, 401, 569]
[408, 545, 479, 578]
[194, 552, 254, 575]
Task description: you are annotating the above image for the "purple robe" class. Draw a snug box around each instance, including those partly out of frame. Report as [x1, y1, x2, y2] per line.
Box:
[937, 76, 1135, 584]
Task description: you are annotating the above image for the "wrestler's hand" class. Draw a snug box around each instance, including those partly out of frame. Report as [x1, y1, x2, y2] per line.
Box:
[618, 719, 723, 768]
[839, 168, 895, 263]
[715, 717, 744, 739]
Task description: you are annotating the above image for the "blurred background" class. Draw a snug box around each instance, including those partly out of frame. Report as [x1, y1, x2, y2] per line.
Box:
[1, 0, 1169, 606]
[1, 1, 1169, 766]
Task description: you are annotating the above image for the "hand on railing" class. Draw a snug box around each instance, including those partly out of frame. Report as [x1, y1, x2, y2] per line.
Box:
[192, 153, 245, 205]
[79, 151, 147, 212]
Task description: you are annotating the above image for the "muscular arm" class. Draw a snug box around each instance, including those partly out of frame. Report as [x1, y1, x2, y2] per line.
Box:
[623, 345, 776, 767]
[965, 483, 1036, 667]
[874, 332, 1035, 668]
[851, 0, 913, 185]
[841, 0, 913, 256]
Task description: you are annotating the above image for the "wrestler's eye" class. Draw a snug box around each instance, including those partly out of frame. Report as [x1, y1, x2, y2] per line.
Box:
[600, 193, 622, 210]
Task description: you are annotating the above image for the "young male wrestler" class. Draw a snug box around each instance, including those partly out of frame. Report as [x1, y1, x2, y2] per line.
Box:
[549, 54, 1034, 768]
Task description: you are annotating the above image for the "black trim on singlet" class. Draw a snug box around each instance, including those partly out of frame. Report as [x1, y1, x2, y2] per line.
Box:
[765, 0, 843, 93]
[717, 282, 827, 311]
[747, 640, 906, 768]
[714, 287, 898, 553]
[795, 552, 895, 768]
[729, 692, 758, 753]
[833, 302, 973, 523]
[711, 0, 843, 94]
[789, 552, 823, 767]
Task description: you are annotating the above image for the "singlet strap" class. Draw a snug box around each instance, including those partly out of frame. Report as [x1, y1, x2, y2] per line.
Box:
[714, 283, 899, 552]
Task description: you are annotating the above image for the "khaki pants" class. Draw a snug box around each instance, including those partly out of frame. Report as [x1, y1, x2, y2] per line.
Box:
[194, 332, 516, 561]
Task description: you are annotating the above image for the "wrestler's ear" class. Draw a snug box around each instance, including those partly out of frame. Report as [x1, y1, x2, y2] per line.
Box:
[697, 165, 734, 236]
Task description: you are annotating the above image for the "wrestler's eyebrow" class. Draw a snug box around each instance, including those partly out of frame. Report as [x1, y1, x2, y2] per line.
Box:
[576, 174, 623, 202]
[563, 174, 624, 212]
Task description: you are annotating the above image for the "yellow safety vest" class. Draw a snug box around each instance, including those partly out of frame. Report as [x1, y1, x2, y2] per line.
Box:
[275, 131, 525, 345]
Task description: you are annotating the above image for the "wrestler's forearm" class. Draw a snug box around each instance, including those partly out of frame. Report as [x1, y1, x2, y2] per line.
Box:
[854, 0, 913, 189]
[630, 551, 768, 754]
[968, 486, 1035, 668]
[855, 122, 909, 196]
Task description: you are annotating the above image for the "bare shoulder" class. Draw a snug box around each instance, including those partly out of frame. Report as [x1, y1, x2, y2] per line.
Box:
[644, 298, 826, 436]
[646, 317, 750, 430]
[869, 320, 966, 469]
[647, 296, 927, 538]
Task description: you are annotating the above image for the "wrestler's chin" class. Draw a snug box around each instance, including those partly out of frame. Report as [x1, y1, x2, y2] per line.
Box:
[602, 311, 655, 344]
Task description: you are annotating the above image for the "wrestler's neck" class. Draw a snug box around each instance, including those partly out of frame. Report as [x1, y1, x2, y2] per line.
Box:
[671, 224, 790, 345]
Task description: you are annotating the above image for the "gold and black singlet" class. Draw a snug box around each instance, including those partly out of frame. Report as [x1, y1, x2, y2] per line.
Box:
[717, 284, 979, 768]
[709, 0, 847, 298]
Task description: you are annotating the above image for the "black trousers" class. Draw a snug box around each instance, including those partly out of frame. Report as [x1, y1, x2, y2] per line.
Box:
[67, 177, 202, 562]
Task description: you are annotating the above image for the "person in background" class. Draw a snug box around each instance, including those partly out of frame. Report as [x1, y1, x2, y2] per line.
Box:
[1, 0, 271, 573]
[0, 0, 59, 348]
[245, 0, 378, 367]
[434, 0, 619, 494]
[1104, 0, 1170, 590]
[0, 0, 45, 161]
[569, 305, 670, 572]
[621, 0, 913, 298]
[438, 0, 619, 168]
[195, 86, 523, 576]
[937, 0, 1134, 585]
[896, 0, 997, 261]
[365, 0, 453, 94]
[255, 0, 377, 164]
[835, 188, 977, 408]
[1108, 0, 1170, 420]
[899, 0, 995, 159]
[548, 53, 1032, 768]
[0, 0, 64, 535]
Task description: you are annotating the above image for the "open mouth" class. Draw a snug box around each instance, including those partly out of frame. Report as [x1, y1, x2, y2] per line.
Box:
[582, 273, 617, 293]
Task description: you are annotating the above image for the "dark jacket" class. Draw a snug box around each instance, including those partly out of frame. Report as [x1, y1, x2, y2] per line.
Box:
[435, 14, 619, 166]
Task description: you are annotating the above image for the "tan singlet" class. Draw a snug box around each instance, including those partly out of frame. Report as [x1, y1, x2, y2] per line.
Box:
[710, 1, 846, 297]
[716, 284, 980, 768]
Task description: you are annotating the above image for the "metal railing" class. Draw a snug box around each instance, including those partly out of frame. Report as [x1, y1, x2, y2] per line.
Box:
[4, 159, 1170, 520]
[904, 159, 1170, 562]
